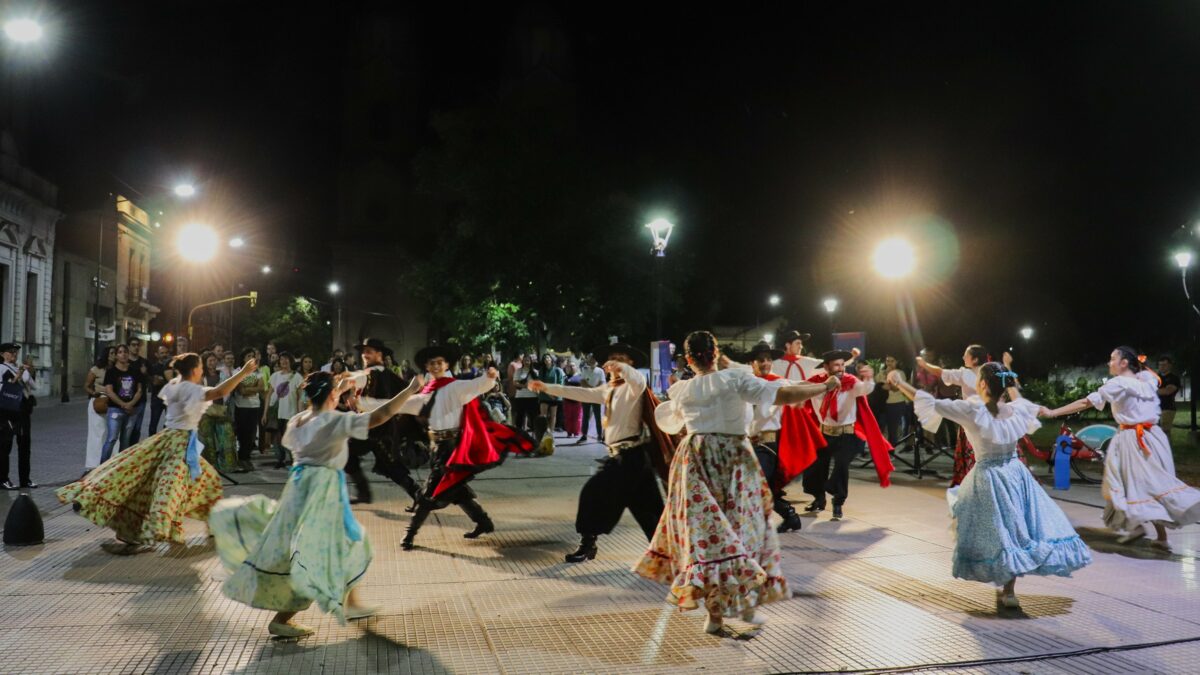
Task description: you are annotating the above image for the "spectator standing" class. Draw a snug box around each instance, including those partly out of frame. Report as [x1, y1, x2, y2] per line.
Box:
[536, 353, 565, 441]
[400, 358, 417, 380]
[99, 344, 144, 464]
[266, 352, 303, 467]
[198, 352, 237, 472]
[512, 354, 538, 430]
[83, 349, 114, 473]
[1158, 357, 1182, 432]
[321, 349, 345, 373]
[561, 360, 583, 438]
[876, 355, 910, 446]
[297, 355, 317, 409]
[256, 349, 273, 454]
[265, 341, 279, 371]
[125, 337, 150, 445]
[174, 335, 190, 356]
[575, 355, 606, 444]
[506, 352, 524, 400]
[146, 344, 172, 436]
[0, 343, 37, 489]
[455, 354, 479, 380]
[231, 347, 265, 472]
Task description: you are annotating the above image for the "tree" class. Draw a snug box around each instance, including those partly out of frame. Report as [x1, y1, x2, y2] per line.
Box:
[234, 296, 331, 362]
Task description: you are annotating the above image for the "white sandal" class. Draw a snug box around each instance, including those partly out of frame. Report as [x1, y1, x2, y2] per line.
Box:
[703, 615, 724, 635]
[268, 622, 314, 638]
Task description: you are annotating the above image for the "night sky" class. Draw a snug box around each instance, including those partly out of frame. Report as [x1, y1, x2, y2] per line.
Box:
[16, 2, 1200, 369]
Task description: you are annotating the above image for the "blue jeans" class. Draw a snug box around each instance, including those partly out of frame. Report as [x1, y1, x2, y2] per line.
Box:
[100, 407, 132, 464]
[127, 401, 147, 445]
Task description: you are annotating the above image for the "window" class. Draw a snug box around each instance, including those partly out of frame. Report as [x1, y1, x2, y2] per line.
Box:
[25, 272, 38, 344]
[0, 263, 7, 341]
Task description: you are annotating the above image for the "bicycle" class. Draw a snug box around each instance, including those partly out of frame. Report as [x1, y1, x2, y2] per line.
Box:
[1019, 419, 1114, 485]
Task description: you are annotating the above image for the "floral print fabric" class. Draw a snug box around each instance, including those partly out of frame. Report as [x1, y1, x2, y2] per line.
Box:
[634, 433, 789, 617]
[57, 429, 223, 544]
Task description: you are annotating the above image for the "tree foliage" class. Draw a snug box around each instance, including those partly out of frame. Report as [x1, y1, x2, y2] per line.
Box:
[234, 296, 331, 362]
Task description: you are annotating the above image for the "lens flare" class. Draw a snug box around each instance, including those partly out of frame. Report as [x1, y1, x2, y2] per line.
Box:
[873, 237, 916, 279]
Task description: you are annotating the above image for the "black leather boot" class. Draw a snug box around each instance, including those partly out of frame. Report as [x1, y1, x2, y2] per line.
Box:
[461, 500, 495, 539]
[565, 535, 598, 563]
[402, 507, 430, 551]
[775, 501, 803, 533]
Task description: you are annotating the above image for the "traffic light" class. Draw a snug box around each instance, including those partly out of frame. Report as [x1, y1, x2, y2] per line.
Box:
[250, 291, 258, 308]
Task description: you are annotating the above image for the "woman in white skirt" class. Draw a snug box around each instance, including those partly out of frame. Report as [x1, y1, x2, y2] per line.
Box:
[1044, 346, 1200, 549]
[83, 349, 114, 474]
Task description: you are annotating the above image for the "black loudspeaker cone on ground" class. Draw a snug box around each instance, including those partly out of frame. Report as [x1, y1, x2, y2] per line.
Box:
[3, 493, 45, 546]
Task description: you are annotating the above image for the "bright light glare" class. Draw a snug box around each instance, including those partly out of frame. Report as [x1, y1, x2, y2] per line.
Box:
[177, 224, 219, 262]
[4, 19, 43, 43]
[768, 294, 781, 307]
[1175, 251, 1193, 269]
[150, 331, 162, 342]
[228, 237, 244, 248]
[261, 265, 272, 274]
[1020, 326, 1034, 340]
[823, 297, 839, 314]
[328, 282, 340, 294]
[645, 218, 675, 254]
[173, 183, 196, 198]
[873, 237, 917, 279]
[763, 333, 774, 344]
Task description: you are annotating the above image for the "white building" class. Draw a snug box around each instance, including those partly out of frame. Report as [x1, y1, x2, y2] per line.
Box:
[0, 131, 60, 397]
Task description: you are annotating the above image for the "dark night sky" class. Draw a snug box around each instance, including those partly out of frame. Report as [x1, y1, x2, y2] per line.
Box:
[15, 2, 1200, 368]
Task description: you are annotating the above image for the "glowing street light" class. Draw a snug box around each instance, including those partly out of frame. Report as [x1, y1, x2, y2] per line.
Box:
[3, 19, 43, 43]
[176, 224, 219, 262]
[173, 183, 197, 198]
[328, 282, 340, 295]
[768, 294, 781, 307]
[645, 218, 674, 257]
[1020, 326, 1034, 340]
[872, 237, 916, 279]
[1175, 251, 1193, 269]
[228, 237, 245, 248]
[823, 297, 838, 314]
[763, 333, 774, 344]
[261, 265, 272, 274]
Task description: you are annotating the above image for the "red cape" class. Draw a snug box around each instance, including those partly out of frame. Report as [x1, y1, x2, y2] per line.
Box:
[807, 373, 894, 487]
[755, 372, 827, 486]
[421, 377, 535, 499]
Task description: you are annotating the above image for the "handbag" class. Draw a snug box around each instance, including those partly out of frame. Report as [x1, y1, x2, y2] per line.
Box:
[92, 395, 109, 415]
[0, 382, 22, 413]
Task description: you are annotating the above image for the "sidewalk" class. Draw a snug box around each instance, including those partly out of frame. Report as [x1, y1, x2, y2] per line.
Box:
[2, 422, 1199, 673]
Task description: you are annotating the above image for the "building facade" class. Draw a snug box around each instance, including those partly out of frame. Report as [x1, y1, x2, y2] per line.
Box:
[0, 131, 60, 398]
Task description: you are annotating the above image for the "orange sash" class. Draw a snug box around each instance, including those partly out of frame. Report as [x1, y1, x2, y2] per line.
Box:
[1119, 422, 1155, 457]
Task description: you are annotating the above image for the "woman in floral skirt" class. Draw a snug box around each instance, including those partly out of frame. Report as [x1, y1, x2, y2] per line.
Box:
[635, 331, 834, 636]
[209, 370, 423, 638]
[58, 353, 258, 554]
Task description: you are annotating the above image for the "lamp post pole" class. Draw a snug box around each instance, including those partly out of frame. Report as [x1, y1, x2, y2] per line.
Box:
[1175, 252, 1198, 432]
[645, 219, 674, 340]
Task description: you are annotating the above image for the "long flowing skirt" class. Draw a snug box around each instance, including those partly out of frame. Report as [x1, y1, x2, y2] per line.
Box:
[949, 452, 1092, 584]
[198, 407, 238, 473]
[1103, 426, 1200, 531]
[209, 466, 372, 624]
[84, 403, 106, 471]
[562, 400, 583, 436]
[634, 433, 789, 617]
[58, 429, 223, 544]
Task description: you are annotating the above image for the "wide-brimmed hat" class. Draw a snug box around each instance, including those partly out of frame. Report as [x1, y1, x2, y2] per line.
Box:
[743, 341, 783, 362]
[820, 349, 853, 364]
[595, 342, 648, 369]
[414, 344, 461, 368]
[778, 330, 811, 346]
[354, 337, 394, 358]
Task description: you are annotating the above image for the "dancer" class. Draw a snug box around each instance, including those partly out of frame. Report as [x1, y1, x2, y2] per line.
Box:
[803, 351, 893, 520]
[915, 344, 987, 485]
[209, 371, 424, 638]
[771, 330, 858, 381]
[399, 344, 533, 551]
[1043, 346, 1200, 549]
[57, 353, 259, 553]
[890, 362, 1091, 608]
[635, 331, 835, 636]
[343, 338, 420, 505]
[743, 341, 825, 533]
[529, 342, 674, 563]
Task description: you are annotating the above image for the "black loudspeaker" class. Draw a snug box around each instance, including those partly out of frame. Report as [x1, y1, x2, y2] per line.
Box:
[3, 493, 45, 546]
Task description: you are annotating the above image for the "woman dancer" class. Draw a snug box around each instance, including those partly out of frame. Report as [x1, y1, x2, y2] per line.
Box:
[1043, 346, 1200, 549]
[890, 363, 1091, 608]
[635, 331, 835, 635]
[58, 353, 259, 553]
[209, 371, 423, 638]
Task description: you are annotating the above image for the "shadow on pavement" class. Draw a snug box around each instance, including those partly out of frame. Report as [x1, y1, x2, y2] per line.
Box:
[1076, 526, 1193, 562]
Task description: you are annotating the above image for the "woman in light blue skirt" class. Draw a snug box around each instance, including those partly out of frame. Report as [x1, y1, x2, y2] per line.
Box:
[891, 362, 1091, 609]
[209, 370, 423, 638]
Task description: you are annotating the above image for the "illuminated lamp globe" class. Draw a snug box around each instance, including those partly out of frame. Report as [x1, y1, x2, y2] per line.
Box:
[177, 224, 219, 262]
[872, 237, 916, 279]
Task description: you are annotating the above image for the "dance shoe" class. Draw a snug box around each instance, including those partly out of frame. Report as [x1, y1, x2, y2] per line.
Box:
[802, 502, 824, 514]
[831, 505, 843, 520]
[703, 615, 724, 635]
[1116, 530, 1145, 544]
[346, 604, 381, 620]
[996, 590, 1020, 609]
[268, 622, 314, 638]
[464, 520, 495, 539]
[565, 536, 598, 563]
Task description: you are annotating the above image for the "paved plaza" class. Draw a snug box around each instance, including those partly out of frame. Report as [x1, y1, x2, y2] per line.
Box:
[2, 401, 1200, 673]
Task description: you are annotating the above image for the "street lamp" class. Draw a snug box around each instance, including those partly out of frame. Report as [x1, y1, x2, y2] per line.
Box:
[823, 297, 839, 334]
[173, 183, 197, 198]
[1020, 326, 1034, 340]
[261, 265, 271, 274]
[329, 282, 342, 352]
[872, 237, 917, 279]
[3, 18, 43, 43]
[328, 281, 340, 295]
[768, 294, 781, 307]
[177, 224, 219, 262]
[228, 236, 245, 248]
[1174, 250, 1200, 432]
[645, 218, 675, 339]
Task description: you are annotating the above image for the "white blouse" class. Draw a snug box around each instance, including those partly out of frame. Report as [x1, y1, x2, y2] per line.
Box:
[159, 378, 213, 431]
[942, 367, 979, 396]
[282, 410, 372, 470]
[1086, 372, 1160, 425]
[398, 375, 496, 432]
[913, 391, 1041, 459]
[656, 366, 784, 436]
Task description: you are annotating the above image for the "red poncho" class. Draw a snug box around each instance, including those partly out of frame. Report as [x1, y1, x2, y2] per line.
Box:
[806, 372, 895, 487]
[421, 377, 534, 499]
[755, 372, 827, 486]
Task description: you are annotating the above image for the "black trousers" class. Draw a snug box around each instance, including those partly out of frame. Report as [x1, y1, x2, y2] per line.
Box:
[513, 397, 539, 430]
[802, 433, 864, 507]
[346, 437, 417, 503]
[408, 438, 490, 538]
[753, 442, 792, 516]
[148, 394, 166, 436]
[581, 403, 602, 438]
[233, 406, 259, 461]
[575, 443, 664, 540]
[0, 409, 32, 485]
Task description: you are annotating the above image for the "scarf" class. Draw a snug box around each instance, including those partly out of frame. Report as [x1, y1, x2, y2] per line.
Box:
[779, 354, 807, 380]
[807, 372, 895, 487]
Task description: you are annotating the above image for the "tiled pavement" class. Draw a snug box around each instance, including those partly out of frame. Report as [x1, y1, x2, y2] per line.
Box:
[2, 409, 1200, 674]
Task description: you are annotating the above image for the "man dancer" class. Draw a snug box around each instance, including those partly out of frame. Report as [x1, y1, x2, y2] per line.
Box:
[744, 341, 821, 533]
[772, 330, 859, 381]
[915, 344, 987, 486]
[804, 351, 893, 520]
[400, 344, 533, 551]
[344, 338, 420, 505]
[530, 342, 674, 562]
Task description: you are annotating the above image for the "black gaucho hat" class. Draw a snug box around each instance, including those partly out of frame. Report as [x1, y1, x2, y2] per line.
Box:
[778, 330, 811, 346]
[414, 344, 461, 368]
[595, 342, 648, 369]
[743, 340, 783, 362]
[353, 337, 394, 358]
[820, 349, 854, 364]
